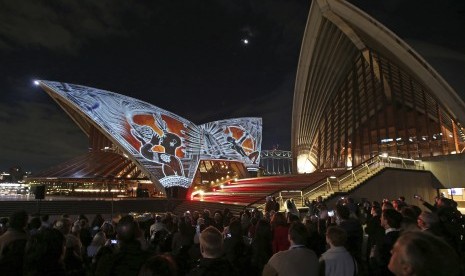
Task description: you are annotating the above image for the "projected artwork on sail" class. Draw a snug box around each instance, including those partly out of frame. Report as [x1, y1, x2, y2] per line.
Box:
[39, 81, 262, 189]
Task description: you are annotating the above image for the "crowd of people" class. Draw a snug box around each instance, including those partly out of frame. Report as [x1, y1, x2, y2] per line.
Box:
[0, 194, 464, 276]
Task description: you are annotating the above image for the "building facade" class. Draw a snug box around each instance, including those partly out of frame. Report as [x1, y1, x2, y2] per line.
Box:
[292, 0, 465, 173]
[31, 81, 262, 196]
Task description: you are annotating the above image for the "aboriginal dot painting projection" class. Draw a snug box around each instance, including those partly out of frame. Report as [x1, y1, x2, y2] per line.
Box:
[38, 81, 262, 190]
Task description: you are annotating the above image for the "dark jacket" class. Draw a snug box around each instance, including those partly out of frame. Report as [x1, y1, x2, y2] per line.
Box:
[378, 230, 400, 276]
[187, 257, 238, 276]
[95, 240, 151, 276]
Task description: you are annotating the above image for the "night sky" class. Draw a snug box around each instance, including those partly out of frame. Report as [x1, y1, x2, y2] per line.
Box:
[1, 0, 464, 173]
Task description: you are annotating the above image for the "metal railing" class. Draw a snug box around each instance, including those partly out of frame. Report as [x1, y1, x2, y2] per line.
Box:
[249, 155, 424, 210]
[301, 155, 424, 202]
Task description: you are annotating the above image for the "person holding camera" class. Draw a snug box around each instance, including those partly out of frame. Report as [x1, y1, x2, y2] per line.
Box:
[95, 215, 151, 275]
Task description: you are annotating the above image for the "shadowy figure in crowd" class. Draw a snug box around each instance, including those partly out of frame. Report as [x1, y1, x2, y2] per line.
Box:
[303, 215, 326, 257]
[23, 228, 67, 276]
[416, 195, 464, 254]
[365, 204, 385, 274]
[95, 215, 151, 275]
[139, 254, 178, 276]
[335, 204, 363, 264]
[0, 210, 29, 276]
[249, 219, 272, 275]
[223, 219, 250, 274]
[374, 209, 403, 276]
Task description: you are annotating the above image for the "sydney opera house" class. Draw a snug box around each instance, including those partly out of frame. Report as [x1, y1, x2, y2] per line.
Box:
[28, 80, 262, 198]
[26, 0, 465, 206]
[292, 0, 465, 174]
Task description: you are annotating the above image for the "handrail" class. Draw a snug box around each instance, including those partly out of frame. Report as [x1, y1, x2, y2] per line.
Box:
[248, 155, 424, 210]
[302, 155, 424, 200]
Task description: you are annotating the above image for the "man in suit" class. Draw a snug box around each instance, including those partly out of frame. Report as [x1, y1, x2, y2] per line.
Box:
[263, 221, 319, 276]
[375, 209, 403, 276]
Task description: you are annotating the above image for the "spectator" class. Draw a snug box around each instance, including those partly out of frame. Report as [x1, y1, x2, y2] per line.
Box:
[397, 196, 407, 209]
[345, 197, 357, 217]
[0, 217, 9, 236]
[90, 214, 105, 236]
[71, 221, 81, 237]
[263, 221, 319, 276]
[375, 209, 403, 275]
[192, 211, 200, 227]
[417, 211, 441, 235]
[193, 217, 205, 245]
[54, 217, 72, 236]
[223, 208, 234, 227]
[365, 205, 384, 273]
[271, 212, 290, 253]
[319, 226, 357, 276]
[87, 231, 107, 260]
[388, 231, 462, 276]
[336, 204, 363, 263]
[139, 254, 178, 276]
[187, 226, 237, 276]
[28, 216, 42, 236]
[64, 233, 85, 274]
[416, 196, 463, 253]
[399, 207, 419, 232]
[150, 215, 166, 238]
[171, 218, 194, 256]
[223, 220, 250, 273]
[272, 196, 280, 212]
[249, 219, 272, 275]
[304, 215, 326, 257]
[202, 209, 212, 227]
[382, 200, 394, 210]
[248, 217, 259, 239]
[23, 228, 67, 275]
[40, 214, 51, 230]
[391, 200, 402, 212]
[265, 196, 274, 213]
[212, 211, 224, 233]
[285, 198, 299, 217]
[240, 212, 251, 236]
[79, 218, 93, 252]
[95, 215, 151, 275]
[304, 197, 316, 216]
[0, 211, 28, 253]
[0, 210, 29, 275]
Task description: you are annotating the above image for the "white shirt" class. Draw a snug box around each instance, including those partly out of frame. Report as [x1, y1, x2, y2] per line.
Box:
[319, 246, 356, 276]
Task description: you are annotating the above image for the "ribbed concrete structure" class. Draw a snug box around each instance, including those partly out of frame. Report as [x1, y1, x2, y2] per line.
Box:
[292, 0, 465, 172]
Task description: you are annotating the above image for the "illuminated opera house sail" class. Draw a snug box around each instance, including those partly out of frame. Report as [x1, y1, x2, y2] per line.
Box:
[292, 0, 465, 173]
[31, 81, 262, 196]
